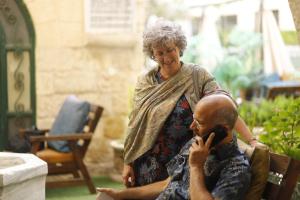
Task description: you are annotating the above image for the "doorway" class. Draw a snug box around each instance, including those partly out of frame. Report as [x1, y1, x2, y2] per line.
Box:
[0, 0, 36, 150]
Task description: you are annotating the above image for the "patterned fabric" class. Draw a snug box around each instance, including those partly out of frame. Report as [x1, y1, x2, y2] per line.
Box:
[124, 63, 219, 164]
[133, 71, 194, 186]
[156, 136, 251, 200]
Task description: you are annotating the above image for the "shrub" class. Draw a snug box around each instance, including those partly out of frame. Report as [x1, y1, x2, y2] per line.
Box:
[259, 96, 300, 159]
[239, 96, 300, 160]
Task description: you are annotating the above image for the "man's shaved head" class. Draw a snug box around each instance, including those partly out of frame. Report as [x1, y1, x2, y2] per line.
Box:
[195, 94, 238, 129]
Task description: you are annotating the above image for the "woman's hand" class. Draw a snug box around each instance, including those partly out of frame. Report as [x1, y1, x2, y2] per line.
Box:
[96, 188, 121, 200]
[249, 138, 257, 147]
[122, 164, 135, 187]
[189, 134, 214, 169]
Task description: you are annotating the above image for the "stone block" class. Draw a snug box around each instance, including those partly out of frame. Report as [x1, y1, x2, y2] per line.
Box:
[36, 95, 66, 118]
[36, 72, 54, 95]
[35, 22, 60, 47]
[35, 48, 65, 72]
[0, 152, 47, 200]
[110, 90, 130, 115]
[103, 115, 128, 139]
[53, 71, 97, 93]
[58, 22, 84, 47]
[36, 118, 54, 130]
[57, 0, 83, 22]
[85, 34, 138, 48]
[24, 0, 57, 23]
[110, 140, 125, 175]
[77, 93, 101, 106]
[49, 49, 78, 72]
[86, 133, 114, 164]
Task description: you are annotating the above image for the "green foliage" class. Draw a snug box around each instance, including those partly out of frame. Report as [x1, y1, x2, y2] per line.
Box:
[240, 96, 300, 160]
[228, 29, 262, 55]
[232, 75, 252, 89]
[258, 97, 300, 160]
[238, 98, 274, 131]
[219, 30, 231, 47]
[184, 29, 263, 98]
[182, 35, 203, 64]
[281, 31, 299, 45]
[214, 55, 244, 92]
[212, 29, 263, 97]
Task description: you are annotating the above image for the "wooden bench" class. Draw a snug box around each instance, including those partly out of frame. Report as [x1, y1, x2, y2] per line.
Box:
[262, 152, 300, 200]
[238, 140, 300, 200]
[265, 81, 300, 99]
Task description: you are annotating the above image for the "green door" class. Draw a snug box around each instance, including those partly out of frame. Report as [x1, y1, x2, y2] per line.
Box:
[0, 0, 36, 151]
[0, 24, 5, 149]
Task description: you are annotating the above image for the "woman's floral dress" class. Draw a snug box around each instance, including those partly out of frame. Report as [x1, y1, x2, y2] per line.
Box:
[132, 71, 194, 186]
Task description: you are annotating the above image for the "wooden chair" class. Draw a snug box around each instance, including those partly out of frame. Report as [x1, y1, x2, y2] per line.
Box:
[262, 152, 300, 200]
[21, 104, 103, 194]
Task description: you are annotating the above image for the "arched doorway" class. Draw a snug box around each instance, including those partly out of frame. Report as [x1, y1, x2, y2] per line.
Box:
[0, 0, 36, 151]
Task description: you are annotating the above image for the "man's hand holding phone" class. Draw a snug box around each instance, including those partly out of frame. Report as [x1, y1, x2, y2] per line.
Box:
[189, 133, 215, 169]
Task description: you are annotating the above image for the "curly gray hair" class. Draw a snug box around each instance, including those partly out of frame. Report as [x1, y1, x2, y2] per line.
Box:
[143, 19, 187, 59]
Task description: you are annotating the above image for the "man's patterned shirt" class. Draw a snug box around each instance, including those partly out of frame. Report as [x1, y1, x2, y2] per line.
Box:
[156, 135, 251, 200]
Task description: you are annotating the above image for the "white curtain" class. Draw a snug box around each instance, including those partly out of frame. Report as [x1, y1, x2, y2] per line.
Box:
[198, 7, 223, 72]
[262, 10, 295, 78]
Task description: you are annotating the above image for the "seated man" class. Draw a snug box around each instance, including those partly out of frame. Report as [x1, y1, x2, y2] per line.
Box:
[98, 94, 251, 200]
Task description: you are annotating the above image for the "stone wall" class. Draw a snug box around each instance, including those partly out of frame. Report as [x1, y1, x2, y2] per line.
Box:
[24, 0, 146, 174]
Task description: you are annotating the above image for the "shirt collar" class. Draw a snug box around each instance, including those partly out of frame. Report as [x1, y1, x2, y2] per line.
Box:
[213, 135, 240, 160]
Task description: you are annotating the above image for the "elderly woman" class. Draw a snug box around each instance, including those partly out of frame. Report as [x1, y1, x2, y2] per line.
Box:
[123, 19, 256, 187]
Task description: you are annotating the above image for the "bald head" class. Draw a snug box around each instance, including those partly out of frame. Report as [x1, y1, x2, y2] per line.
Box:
[195, 94, 238, 130]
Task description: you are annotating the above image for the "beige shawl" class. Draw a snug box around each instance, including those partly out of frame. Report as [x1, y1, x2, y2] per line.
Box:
[124, 63, 219, 164]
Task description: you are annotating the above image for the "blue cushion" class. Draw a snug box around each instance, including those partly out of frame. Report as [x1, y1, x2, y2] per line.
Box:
[48, 95, 90, 152]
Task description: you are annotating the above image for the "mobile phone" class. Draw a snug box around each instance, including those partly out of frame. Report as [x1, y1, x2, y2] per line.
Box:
[201, 125, 228, 147]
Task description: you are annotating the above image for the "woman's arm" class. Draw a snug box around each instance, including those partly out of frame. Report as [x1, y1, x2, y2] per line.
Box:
[234, 116, 256, 146]
[98, 178, 170, 200]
